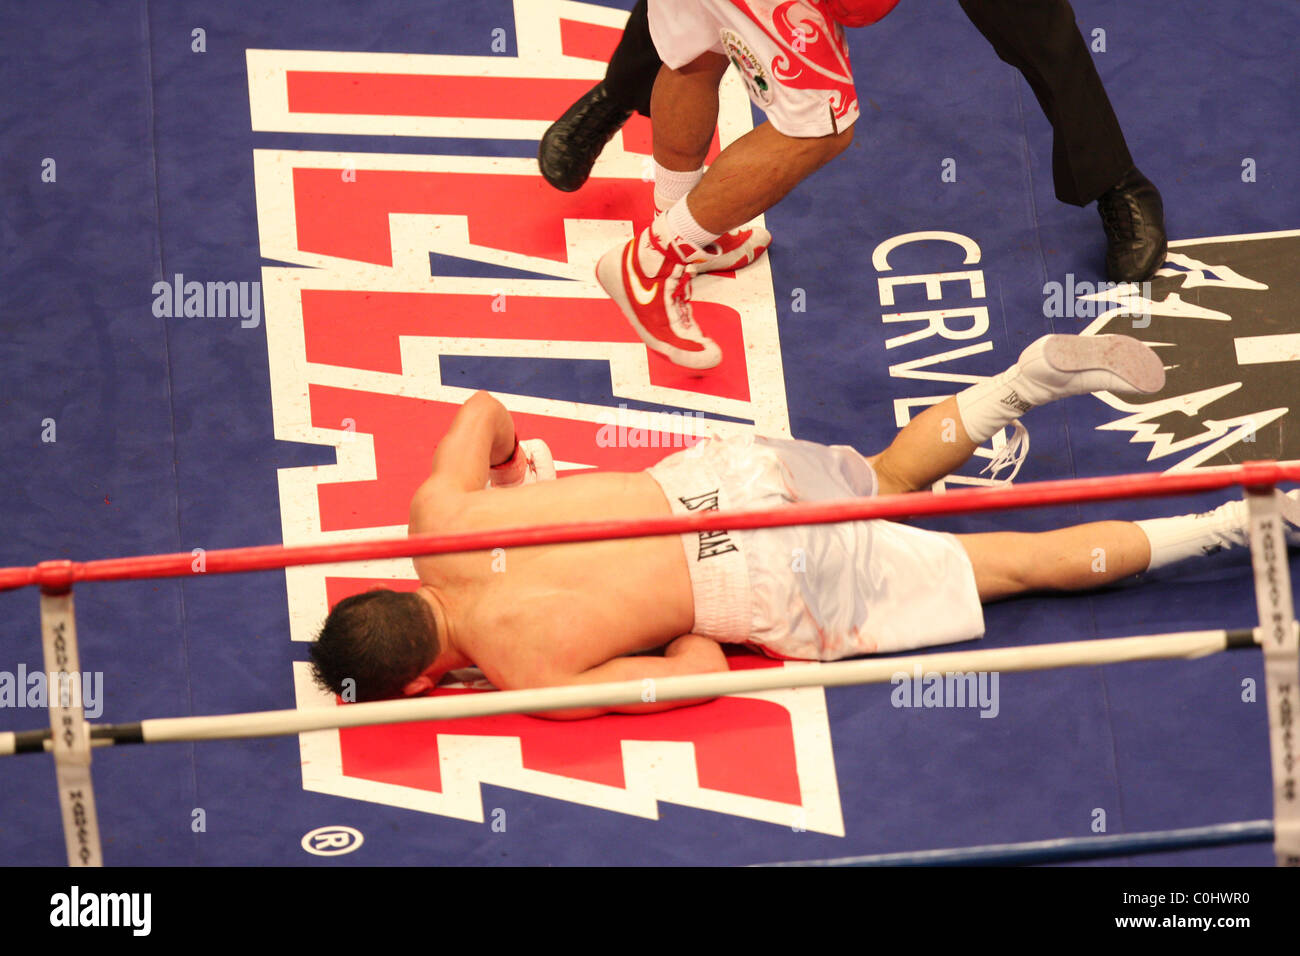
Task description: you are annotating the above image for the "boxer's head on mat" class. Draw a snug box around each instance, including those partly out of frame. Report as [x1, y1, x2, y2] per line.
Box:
[309, 589, 438, 702]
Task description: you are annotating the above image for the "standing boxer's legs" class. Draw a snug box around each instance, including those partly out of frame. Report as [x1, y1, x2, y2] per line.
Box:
[596, 53, 852, 369]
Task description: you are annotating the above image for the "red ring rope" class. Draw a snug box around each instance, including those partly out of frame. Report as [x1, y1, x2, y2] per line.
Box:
[3, 460, 1297, 592]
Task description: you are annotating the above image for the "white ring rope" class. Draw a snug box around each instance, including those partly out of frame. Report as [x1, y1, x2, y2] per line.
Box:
[2, 627, 1250, 754]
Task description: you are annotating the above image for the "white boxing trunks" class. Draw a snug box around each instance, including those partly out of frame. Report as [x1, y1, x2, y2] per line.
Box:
[647, 0, 859, 137]
[647, 434, 986, 660]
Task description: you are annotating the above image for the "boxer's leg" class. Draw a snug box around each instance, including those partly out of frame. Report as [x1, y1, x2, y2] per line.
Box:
[956, 523, 1152, 602]
[650, 55, 729, 175]
[682, 119, 853, 235]
[650, 54, 852, 234]
[867, 334, 1165, 495]
[958, 489, 1300, 601]
[593, 54, 735, 371]
[866, 396, 980, 497]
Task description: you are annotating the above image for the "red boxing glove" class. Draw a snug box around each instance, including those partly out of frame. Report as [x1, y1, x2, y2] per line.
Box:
[817, 0, 901, 28]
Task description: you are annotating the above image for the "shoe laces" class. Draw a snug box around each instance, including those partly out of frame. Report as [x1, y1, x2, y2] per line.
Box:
[1099, 190, 1142, 243]
[980, 421, 1030, 483]
[667, 268, 700, 335]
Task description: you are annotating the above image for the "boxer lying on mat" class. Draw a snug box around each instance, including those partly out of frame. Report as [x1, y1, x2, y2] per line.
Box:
[309, 334, 1299, 718]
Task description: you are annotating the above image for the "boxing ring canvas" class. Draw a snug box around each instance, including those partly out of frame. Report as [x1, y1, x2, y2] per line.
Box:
[1, 0, 1297, 866]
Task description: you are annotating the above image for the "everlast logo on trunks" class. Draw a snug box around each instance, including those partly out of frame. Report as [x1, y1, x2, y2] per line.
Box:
[678, 490, 738, 560]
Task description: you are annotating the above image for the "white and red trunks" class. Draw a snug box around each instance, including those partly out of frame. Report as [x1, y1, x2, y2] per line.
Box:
[646, 434, 986, 660]
[647, 0, 860, 136]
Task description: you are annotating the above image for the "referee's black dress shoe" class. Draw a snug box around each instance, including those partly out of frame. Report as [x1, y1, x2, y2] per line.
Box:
[1097, 166, 1168, 283]
[538, 81, 634, 192]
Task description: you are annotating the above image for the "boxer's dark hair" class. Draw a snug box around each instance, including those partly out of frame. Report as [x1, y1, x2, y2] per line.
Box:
[310, 589, 439, 701]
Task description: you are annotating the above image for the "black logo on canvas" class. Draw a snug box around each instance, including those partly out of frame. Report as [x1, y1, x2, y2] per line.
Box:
[1079, 229, 1300, 470]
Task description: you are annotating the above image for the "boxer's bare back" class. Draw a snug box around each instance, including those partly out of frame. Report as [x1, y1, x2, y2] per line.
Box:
[405, 392, 727, 717]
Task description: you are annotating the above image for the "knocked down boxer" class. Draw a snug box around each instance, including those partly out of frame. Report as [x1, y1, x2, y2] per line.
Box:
[309, 334, 1299, 718]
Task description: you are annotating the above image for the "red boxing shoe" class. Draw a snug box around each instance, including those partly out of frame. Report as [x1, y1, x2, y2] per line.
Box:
[690, 225, 772, 275]
[596, 227, 723, 370]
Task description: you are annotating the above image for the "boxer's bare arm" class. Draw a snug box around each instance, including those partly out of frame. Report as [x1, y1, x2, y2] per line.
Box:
[531, 634, 730, 720]
[411, 391, 516, 514]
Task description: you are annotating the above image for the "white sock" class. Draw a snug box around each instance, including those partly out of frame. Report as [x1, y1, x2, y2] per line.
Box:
[638, 200, 720, 275]
[1136, 500, 1250, 572]
[664, 195, 720, 251]
[653, 162, 702, 212]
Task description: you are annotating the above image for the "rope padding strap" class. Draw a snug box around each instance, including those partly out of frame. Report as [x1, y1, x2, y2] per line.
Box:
[1245, 488, 1300, 866]
[40, 564, 103, 867]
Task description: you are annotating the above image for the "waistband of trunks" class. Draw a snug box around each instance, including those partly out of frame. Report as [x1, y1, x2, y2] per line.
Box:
[646, 447, 752, 640]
